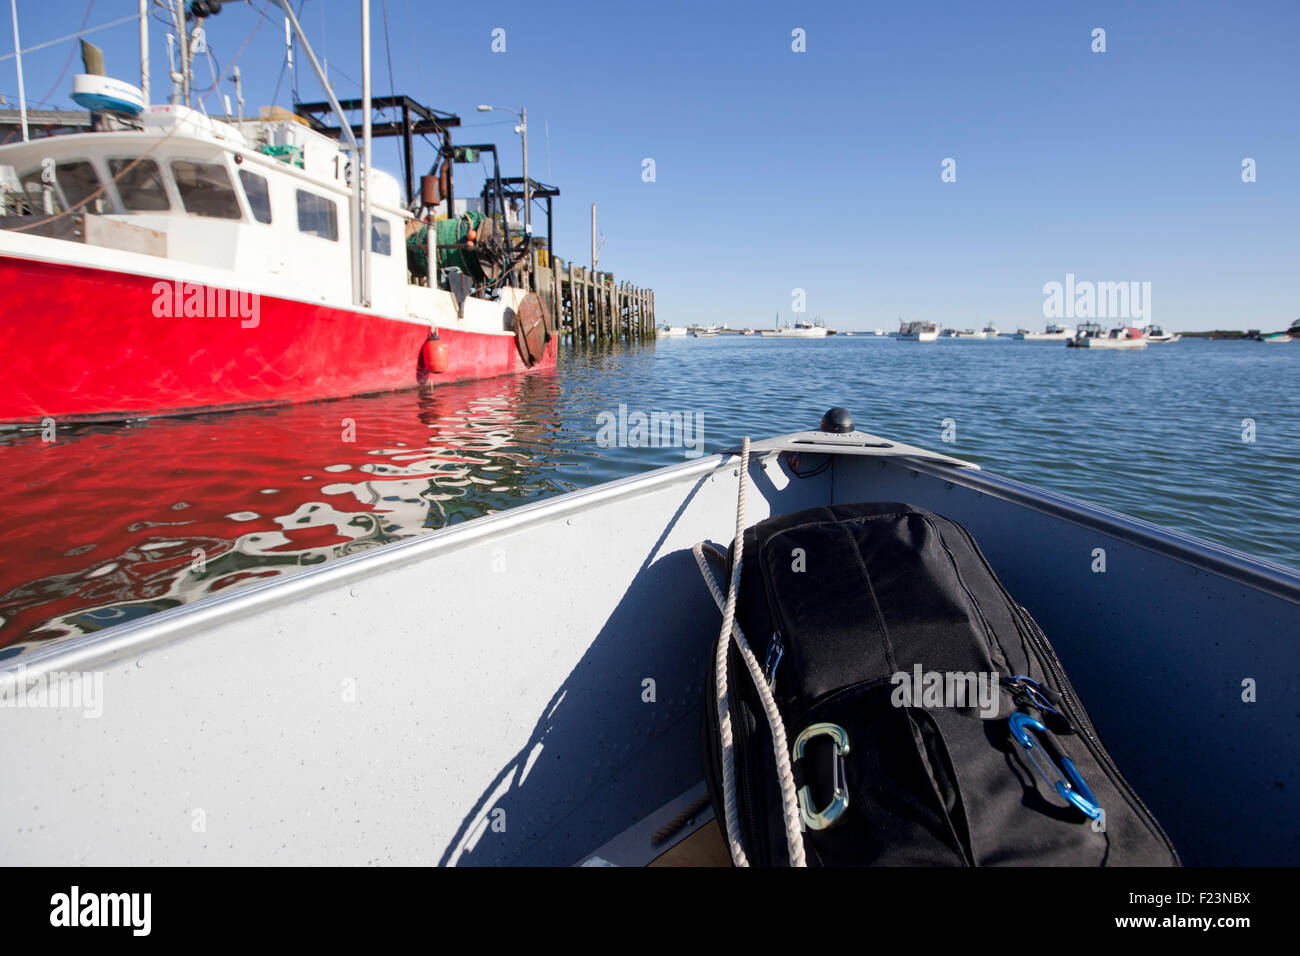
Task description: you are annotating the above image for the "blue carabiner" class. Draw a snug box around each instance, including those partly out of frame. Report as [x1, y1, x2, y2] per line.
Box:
[1008, 711, 1103, 820]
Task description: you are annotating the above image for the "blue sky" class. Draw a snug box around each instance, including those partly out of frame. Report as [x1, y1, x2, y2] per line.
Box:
[5, 0, 1298, 331]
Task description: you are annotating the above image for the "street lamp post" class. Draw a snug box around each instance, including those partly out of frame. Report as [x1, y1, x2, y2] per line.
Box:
[477, 105, 530, 248]
[520, 107, 529, 243]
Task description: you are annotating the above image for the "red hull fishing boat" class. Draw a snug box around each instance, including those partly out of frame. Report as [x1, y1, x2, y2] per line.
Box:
[0, 3, 557, 423]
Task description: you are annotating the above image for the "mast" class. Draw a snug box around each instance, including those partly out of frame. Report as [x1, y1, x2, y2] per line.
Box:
[173, 0, 189, 106]
[360, 0, 372, 307]
[139, 0, 150, 105]
[9, 0, 27, 142]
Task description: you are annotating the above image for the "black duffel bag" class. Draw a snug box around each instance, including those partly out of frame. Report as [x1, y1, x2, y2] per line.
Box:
[699, 501, 1179, 867]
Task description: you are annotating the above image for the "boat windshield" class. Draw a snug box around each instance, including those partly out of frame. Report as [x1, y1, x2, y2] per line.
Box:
[108, 158, 171, 212]
[17, 160, 109, 215]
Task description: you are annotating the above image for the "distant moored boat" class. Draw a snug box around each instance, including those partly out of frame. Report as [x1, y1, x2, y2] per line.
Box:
[1146, 325, 1182, 344]
[897, 320, 939, 342]
[1016, 323, 1073, 341]
[1078, 326, 1148, 349]
[761, 319, 828, 338]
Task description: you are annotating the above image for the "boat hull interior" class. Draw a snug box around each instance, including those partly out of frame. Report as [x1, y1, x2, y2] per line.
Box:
[2, 427, 1295, 866]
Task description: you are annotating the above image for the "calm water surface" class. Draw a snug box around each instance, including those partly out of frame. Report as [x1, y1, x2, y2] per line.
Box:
[1, 336, 1296, 652]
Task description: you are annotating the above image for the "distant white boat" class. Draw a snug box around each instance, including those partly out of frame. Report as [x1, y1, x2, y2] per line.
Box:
[954, 329, 987, 339]
[897, 320, 939, 342]
[1257, 319, 1297, 343]
[1146, 325, 1182, 344]
[1016, 323, 1073, 341]
[657, 326, 689, 337]
[1078, 326, 1148, 350]
[762, 319, 829, 338]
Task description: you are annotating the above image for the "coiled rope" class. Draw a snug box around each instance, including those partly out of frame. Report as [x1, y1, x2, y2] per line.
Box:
[693, 438, 807, 867]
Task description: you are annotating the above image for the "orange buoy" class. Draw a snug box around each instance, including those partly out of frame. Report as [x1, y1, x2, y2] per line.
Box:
[422, 333, 450, 373]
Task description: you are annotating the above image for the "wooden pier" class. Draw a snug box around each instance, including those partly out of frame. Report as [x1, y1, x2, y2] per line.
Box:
[530, 250, 656, 344]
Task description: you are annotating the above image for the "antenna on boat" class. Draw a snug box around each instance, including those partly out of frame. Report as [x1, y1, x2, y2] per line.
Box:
[165, 32, 180, 104]
[229, 66, 243, 123]
[286, 10, 295, 101]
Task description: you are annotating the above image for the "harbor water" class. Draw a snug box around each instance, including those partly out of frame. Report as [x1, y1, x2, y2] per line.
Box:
[1, 335, 1295, 651]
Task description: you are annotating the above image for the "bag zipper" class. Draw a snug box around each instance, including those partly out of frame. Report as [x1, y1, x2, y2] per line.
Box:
[735, 698, 765, 864]
[949, 523, 1181, 862]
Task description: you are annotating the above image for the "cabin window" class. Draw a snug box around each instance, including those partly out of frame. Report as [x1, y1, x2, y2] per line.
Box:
[371, 218, 391, 255]
[238, 169, 272, 224]
[52, 161, 104, 212]
[296, 189, 338, 241]
[18, 160, 108, 215]
[108, 158, 170, 211]
[171, 160, 241, 219]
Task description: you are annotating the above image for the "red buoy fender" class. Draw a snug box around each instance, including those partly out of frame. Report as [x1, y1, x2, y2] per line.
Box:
[422, 334, 450, 373]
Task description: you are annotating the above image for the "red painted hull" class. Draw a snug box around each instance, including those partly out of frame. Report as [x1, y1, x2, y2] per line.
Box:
[0, 255, 555, 422]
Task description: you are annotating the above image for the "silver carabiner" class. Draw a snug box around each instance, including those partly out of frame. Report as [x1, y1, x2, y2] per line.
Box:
[792, 722, 851, 830]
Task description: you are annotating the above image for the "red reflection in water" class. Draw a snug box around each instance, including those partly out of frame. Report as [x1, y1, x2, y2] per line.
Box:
[0, 371, 562, 650]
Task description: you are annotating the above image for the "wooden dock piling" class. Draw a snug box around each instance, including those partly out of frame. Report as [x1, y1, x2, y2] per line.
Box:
[529, 249, 656, 344]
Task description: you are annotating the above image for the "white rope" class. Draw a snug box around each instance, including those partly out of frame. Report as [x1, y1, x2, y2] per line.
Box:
[696, 439, 807, 867]
[708, 439, 750, 867]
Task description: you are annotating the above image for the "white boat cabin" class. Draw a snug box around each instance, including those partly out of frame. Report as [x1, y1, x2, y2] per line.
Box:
[0, 106, 428, 320]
